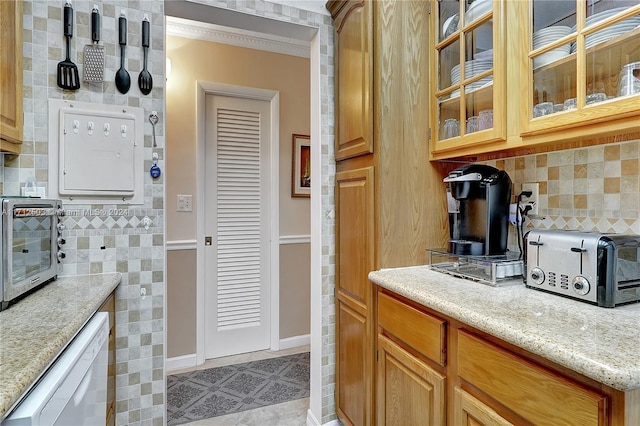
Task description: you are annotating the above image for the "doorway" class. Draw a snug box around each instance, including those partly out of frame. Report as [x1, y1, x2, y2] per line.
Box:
[196, 82, 281, 362]
[204, 93, 272, 359]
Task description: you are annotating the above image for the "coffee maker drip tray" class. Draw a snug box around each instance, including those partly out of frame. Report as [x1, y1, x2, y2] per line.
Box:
[426, 248, 524, 287]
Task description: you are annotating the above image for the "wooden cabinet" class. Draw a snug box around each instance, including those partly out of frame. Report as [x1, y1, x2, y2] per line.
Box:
[377, 291, 447, 426]
[457, 329, 608, 426]
[374, 287, 637, 426]
[330, 0, 450, 423]
[429, 1, 640, 160]
[99, 292, 116, 426]
[377, 335, 446, 426]
[453, 387, 514, 426]
[0, 0, 23, 153]
[335, 167, 375, 426]
[327, 0, 373, 161]
[429, 0, 507, 157]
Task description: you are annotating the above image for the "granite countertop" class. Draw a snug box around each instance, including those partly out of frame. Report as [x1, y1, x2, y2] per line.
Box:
[0, 273, 121, 419]
[369, 266, 640, 392]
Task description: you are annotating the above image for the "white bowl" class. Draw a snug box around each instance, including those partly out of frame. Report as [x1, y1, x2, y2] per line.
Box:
[465, 0, 492, 24]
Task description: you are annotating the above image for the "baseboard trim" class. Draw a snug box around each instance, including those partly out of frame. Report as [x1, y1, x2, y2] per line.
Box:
[167, 337, 308, 372]
[307, 411, 340, 426]
[166, 353, 197, 373]
[280, 334, 311, 350]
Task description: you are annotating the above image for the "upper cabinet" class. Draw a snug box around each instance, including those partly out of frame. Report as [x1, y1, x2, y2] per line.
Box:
[328, 0, 374, 161]
[0, 0, 24, 153]
[430, 0, 640, 160]
[523, 1, 640, 142]
[430, 0, 507, 157]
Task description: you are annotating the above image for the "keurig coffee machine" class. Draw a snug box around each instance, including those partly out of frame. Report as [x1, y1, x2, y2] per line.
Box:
[444, 164, 512, 256]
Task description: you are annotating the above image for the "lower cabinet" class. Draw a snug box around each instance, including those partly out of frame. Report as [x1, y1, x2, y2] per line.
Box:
[336, 297, 372, 426]
[457, 329, 608, 426]
[99, 292, 116, 426]
[377, 335, 446, 426]
[375, 287, 627, 426]
[453, 387, 513, 426]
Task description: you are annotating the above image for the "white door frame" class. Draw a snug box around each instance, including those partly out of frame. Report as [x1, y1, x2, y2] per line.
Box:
[195, 81, 280, 364]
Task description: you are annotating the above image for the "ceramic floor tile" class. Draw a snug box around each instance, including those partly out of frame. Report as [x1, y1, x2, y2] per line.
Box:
[179, 397, 309, 426]
[169, 346, 310, 426]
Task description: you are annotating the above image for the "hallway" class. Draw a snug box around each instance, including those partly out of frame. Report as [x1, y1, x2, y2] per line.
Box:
[169, 346, 310, 425]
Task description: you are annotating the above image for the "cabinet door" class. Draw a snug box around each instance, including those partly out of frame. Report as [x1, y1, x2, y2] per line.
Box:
[336, 167, 374, 305]
[522, 2, 640, 144]
[337, 299, 371, 426]
[329, 0, 374, 161]
[335, 166, 374, 425]
[453, 387, 514, 426]
[430, 0, 507, 158]
[99, 292, 116, 426]
[0, 0, 23, 151]
[457, 330, 608, 426]
[377, 334, 446, 426]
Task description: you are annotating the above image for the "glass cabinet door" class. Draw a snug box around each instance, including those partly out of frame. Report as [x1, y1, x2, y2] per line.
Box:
[432, 0, 505, 154]
[528, 1, 640, 127]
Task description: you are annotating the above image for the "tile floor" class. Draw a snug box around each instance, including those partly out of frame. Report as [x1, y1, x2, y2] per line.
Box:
[170, 345, 310, 426]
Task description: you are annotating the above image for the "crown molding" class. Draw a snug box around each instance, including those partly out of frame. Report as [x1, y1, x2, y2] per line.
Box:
[166, 16, 311, 58]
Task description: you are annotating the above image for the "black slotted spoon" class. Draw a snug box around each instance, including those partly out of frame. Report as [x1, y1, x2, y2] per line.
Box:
[138, 16, 153, 95]
[57, 2, 80, 90]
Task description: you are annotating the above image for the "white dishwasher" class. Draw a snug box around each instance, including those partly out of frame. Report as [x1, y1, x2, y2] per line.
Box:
[3, 312, 109, 426]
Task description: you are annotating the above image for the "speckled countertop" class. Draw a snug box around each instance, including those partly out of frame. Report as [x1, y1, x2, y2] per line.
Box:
[0, 273, 121, 420]
[369, 266, 640, 392]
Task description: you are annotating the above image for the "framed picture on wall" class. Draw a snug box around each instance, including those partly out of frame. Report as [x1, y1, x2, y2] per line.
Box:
[291, 134, 311, 198]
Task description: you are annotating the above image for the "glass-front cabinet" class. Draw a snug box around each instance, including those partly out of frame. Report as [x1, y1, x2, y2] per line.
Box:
[430, 1, 640, 160]
[524, 1, 640, 138]
[430, 0, 506, 157]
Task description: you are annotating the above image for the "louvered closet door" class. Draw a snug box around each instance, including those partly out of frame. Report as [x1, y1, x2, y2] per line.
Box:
[204, 94, 271, 359]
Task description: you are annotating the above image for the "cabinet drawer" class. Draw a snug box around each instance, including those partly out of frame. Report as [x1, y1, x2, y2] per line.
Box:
[457, 330, 608, 426]
[378, 292, 446, 366]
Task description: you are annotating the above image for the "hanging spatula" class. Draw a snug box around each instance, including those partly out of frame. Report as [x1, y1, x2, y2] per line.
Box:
[57, 2, 80, 90]
[83, 5, 104, 82]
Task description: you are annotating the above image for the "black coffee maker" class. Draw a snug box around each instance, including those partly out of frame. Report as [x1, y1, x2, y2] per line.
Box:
[444, 164, 512, 256]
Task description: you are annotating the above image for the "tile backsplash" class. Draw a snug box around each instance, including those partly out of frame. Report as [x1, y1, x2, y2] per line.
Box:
[486, 138, 640, 237]
[2, 1, 166, 424]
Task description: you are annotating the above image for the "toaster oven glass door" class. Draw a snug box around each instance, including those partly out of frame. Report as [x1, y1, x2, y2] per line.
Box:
[10, 208, 55, 283]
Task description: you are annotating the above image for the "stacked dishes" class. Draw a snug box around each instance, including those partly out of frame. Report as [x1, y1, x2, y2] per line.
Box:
[571, 7, 640, 52]
[465, 0, 492, 24]
[450, 59, 493, 98]
[533, 25, 572, 68]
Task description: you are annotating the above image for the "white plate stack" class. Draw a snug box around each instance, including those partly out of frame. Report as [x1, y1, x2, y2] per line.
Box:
[533, 25, 572, 68]
[572, 7, 640, 52]
[450, 59, 493, 98]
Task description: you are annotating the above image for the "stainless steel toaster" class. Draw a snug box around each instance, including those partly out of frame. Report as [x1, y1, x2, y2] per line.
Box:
[525, 229, 640, 307]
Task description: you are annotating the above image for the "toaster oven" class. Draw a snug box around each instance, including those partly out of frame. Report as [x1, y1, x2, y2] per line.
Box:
[525, 229, 640, 308]
[1, 198, 66, 311]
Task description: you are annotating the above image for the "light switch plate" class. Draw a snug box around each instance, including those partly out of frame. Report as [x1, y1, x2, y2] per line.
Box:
[177, 195, 193, 212]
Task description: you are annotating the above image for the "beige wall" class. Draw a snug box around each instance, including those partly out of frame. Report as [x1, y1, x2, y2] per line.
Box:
[166, 36, 311, 357]
[166, 36, 311, 240]
[167, 250, 197, 358]
[280, 244, 311, 338]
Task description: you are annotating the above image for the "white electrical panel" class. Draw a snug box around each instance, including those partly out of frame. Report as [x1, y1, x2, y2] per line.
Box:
[48, 100, 145, 204]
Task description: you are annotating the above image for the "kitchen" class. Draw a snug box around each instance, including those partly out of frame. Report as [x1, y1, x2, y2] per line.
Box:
[1, 1, 639, 426]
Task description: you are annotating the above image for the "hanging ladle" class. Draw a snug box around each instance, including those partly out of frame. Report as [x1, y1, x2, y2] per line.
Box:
[149, 111, 158, 147]
[115, 11, 131, 94]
